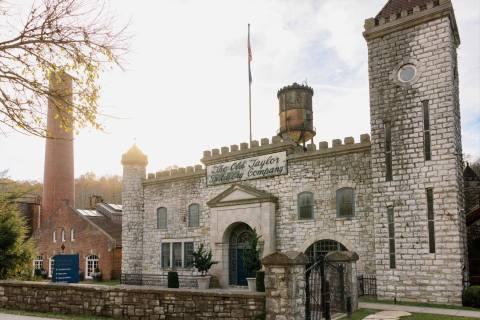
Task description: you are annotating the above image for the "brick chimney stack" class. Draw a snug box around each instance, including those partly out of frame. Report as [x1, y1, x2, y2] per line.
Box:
[42, 72, 75, 226]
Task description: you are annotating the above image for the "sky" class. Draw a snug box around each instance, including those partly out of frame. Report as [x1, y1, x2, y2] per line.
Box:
[1, 0, 479, 181]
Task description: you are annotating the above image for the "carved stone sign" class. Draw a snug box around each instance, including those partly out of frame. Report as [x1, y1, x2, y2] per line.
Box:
[207, 151, 287, 186]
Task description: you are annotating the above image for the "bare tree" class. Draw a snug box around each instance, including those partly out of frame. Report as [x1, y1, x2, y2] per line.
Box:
[0, 0, 128, 137]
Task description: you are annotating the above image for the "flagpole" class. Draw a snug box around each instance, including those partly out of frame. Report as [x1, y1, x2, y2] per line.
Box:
[248, 23, 252, 143]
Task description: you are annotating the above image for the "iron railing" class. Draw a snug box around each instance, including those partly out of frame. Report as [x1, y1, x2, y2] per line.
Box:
[357, 274, 377, 297]
[121, 273, 198, 288]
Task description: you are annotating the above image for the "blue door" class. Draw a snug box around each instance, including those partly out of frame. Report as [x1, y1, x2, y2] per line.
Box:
[237, 248, 247, 285]
[229, 223, 253, 286]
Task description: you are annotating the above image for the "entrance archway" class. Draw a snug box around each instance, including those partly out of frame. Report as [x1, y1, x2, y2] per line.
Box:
[228, 223, 254, 285]
[305, 239, 347, 265]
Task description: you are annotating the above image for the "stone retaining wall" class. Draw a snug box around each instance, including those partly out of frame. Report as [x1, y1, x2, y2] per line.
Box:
[0, 281, 265, 320]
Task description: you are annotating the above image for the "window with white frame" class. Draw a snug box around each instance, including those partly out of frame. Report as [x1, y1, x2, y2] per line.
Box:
[188, 204, 200, 227]
[86, 255, 99, 279]
[70, 229, 75, 242]
[48, 257, 54, 278]
[161, 241, 194, 269]
[34, 255, 43, 270]
[53, 230, 56, 243]
[61, 229, 65, 242]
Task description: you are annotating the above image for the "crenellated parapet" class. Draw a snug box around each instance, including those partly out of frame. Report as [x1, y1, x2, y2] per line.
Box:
[201, 136, 301, 166]
[363, 0, 459, 46]
[290, 134, 371, 161]
[144, 164, 205, 185]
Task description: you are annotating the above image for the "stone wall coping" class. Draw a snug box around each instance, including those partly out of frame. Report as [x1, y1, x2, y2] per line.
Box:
[262, 251, 308, 266]
[0, 280, 265, 299]
[363, 0, 460, 46]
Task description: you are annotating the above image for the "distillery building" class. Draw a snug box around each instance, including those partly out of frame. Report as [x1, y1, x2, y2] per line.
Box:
[121, 0, 468, 304]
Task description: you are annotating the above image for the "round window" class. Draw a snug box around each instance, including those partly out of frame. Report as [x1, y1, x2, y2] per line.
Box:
[397, 64, 417, 83]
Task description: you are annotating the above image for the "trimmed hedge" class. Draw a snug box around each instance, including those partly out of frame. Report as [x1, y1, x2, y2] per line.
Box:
[168, 271, 179, 288]
[256, 271, 265, 292]
[463, 286, 480, 308]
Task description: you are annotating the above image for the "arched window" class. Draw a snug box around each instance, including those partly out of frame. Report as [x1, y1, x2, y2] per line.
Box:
[336, 188, 355, 217]
[53, 230, 56, 243]
[61, 229, 65, 242]
[188, 203, 200, 227]
[70, 229, 75, 242]
[298, 192, 314, 219]
[157, 207, 167, 229]
[86, 255, 99, 279]
[305, 239, 347, 264]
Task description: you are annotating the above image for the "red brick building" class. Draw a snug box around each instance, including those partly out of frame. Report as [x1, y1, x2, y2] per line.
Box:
[32, 72, 122, 280]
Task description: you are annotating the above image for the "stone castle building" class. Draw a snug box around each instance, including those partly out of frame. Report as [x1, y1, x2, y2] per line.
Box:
[32, 72, 122, 280]
[121, 0, 468, 304]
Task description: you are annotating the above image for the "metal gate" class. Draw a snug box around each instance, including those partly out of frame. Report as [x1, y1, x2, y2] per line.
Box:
[305, 257, 347, 320]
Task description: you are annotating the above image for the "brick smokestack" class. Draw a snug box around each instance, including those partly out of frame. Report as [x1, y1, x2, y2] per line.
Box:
[42, 72, 75, 225]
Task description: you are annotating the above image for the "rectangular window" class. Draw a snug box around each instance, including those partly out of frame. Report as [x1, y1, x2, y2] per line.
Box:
[161, 243, 170, 268]
[385, 122, 392, 181]
[184, 242, 194, 268]
[423, 100, 431, 161]
[426, 188, 435, 253]
[173, 242, 182, 268]
[157, 208, 167, 229]
[387, 206, 396, 269]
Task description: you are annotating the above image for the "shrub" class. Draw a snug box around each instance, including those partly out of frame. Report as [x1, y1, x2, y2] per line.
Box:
[243, 228, 262, 277]
[192, 244, 218, 276]
[256, 270, 265, 292]
[168, 271, 179, 288]
[463, 286, 480, 308]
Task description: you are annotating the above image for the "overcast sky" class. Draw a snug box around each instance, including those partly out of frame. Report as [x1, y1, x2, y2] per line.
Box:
[1, 0, 479, 181]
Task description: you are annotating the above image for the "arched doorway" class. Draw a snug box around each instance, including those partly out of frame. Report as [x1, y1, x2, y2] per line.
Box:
[229, 223, 254, 286]
[305, 239, 347, 265]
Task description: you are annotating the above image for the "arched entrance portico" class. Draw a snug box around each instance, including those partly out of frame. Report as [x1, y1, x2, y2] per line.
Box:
[228, 223, 254, 286]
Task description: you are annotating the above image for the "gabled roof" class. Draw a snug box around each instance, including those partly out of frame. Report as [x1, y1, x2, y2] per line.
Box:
[376, 0, 432, 19]
[207, 183, 277, 208]
[74, 204, 122, 247]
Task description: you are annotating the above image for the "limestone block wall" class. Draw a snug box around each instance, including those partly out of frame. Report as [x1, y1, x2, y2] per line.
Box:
[0, 281, 265, 320]
[141, 137, 375, 277]
[122, 164, 146, 275]
[365, 4, 465, 304]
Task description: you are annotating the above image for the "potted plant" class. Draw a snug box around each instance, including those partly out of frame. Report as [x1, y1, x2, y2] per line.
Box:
[92, 267, 102, 281]
[192, 243, 218, 289]
[243, 229, 262, 292]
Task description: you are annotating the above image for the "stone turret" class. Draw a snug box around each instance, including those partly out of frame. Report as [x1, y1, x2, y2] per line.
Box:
[121, 144, 148, 275]
[364, 0, 465, 304]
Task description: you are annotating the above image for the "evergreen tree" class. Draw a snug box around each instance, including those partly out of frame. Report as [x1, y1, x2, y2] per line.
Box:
[0, 192, 34, 280]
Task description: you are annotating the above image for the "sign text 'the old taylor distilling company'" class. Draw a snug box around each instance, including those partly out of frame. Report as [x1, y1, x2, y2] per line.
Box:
[206, 151, 288, 186]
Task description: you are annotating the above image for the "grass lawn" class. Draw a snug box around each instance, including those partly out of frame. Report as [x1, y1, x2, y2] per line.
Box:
[400, 314, 479, 320]
[0, 308, 111, 319]
[359, 296, 480, 312]
[338, 308, 377, 319]
[340, 309, 480, 320]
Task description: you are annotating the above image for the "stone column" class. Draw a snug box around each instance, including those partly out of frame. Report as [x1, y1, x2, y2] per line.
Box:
[262, 251, 307, 320]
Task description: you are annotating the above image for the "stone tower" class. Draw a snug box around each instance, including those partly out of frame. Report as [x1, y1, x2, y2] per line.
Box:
[121, 144, 148, 275]
[364, 0, 466, 304]
[42, 72, 75, 225]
